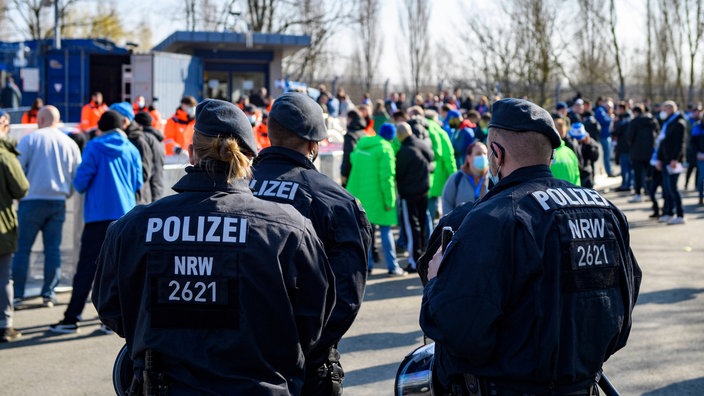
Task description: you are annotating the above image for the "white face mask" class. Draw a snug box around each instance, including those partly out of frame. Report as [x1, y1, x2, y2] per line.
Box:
[659, 111, 669, 121]
[137, 99, 146, 108]
[182, 105, 195, 118]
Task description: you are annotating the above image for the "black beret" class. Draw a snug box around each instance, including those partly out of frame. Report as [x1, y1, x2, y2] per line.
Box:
[98, 110, 124, 132]
[194, 99, 258, 155]
[269, 92, 328, 141]
[133, 112, 153, 127]
[488, 98, 561, 149]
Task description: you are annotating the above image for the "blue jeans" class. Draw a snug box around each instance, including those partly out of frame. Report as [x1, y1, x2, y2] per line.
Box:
[12, 200, 66, 300]
[426, 196, 439, 237]
[0, 253, 13, 328]
[368, 225, 399, 272]
[697, 160, 704, 199]
[619, 153, 633, 188]
[662, 169, 683, 217]
[600, 137, 613, 176]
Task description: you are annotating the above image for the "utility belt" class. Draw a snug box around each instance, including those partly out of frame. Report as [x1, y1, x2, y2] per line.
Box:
[312, 346, 345, 396]
[128, 349, 169, 396]
[445, 374, 599, 396]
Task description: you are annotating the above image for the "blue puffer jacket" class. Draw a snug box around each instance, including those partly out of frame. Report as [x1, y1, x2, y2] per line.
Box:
[73, 129, 142, 223]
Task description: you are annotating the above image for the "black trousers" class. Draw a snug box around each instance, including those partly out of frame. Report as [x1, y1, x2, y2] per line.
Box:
[632, 159, 649, 195]
[64, 220, 112, 322]
[400, 194, 428, 268]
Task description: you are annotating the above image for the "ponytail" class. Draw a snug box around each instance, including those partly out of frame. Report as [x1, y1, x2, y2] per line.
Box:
[192, 132, 252, 182]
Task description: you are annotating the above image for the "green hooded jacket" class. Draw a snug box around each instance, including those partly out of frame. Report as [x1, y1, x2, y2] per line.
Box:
[550, 140, 581, 186]
[346, 135, 397, 226]
[0, 138, 29, 255]
[427, 119, 457, 198]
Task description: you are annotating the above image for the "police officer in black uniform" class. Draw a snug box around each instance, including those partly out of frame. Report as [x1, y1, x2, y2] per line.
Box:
[251, 92, 372, 395]
[92, 98, 335, 395]
[420, 98, 642, 396]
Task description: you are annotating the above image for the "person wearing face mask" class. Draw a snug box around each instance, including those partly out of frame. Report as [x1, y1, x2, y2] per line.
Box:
[441, 141, 488, 213]
[164, 96, 197, 156]
[132, 95, 147, 114]
[251, 92, 372, 396]
[420, 98, 641, 396]
[79, 91, 108, 132]
[654, 100, 688, 225]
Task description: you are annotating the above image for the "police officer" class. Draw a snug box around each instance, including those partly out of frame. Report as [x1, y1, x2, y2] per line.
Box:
[251, 92, 372, 395]
[420, 98, 642, 396]
[92, 99, 335, 395]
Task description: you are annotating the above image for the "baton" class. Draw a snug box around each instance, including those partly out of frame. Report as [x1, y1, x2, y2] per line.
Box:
[598, 372, 621, 396]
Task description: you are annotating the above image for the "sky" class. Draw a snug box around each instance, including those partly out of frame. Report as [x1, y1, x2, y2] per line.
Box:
[4, 0, 646, 85]
[122, 0, 645, 85]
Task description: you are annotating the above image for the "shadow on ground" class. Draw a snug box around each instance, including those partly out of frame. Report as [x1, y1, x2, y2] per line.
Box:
[636, 288, 704, 305]
[340, 330, 424, 354]
[642, 377, 704, 395]
[344, 361, 402, 388]
[363, 275, 424, 302]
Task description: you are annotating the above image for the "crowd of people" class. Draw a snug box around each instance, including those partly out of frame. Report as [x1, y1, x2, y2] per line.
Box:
[0, 83, 692, 395]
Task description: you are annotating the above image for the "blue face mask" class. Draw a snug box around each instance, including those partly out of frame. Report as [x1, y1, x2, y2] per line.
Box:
[473, 155, 488, 171]
[488, 149, 502, 186]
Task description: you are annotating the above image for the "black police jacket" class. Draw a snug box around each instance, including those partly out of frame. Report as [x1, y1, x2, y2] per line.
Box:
[420, 165, 642, 391]
[251, 146, 372, 368]
[92, 161, 335, 395]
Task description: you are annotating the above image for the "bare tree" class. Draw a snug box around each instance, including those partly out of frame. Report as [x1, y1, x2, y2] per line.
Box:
[511, 0, 560, 106]
[660, 0, 686, 104]
[356, 0, 382, 93]
[684, 0, 703, 105]
[609, 0, 626, 100]
[653, 3, 671, 99]
[10, 0, 48, 39]
[645, 0, 655, 100]
[281, 0, 352, 82]
[463, 13, 519, 98]
[398, 0, 431, 95]
[571, 0, 612, 100]
[247, 0, 276, 32]
[184, 0, 197, 31]
[8, 0, 80, 40]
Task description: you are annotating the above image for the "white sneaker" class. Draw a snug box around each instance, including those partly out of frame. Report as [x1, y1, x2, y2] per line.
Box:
[667, 216, 686, 225]
[628, 194, 643, 203]
[658, 215, 672, 223]
[98, 324, 114, 335]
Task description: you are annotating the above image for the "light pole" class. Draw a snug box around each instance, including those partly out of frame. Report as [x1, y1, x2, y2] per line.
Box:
[40, 0, 60, 49]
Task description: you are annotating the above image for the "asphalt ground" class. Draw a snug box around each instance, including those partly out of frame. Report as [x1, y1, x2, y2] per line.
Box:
[1, 175, 703, 395]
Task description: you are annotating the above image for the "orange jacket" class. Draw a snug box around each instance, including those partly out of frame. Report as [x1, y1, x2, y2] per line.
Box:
[21, 109, 39, 124]
[149, 109, 163, 131]
[364, 118, 375, 136]
[164, 108, 195, 155]
[80, 101, 108, 131]
[254, 123, 271, 150]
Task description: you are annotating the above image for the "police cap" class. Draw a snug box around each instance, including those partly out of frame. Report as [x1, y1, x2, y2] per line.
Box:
[488, 98, 562, 149]
[269, 92, 328, 142]
[194, 99, 258, 155]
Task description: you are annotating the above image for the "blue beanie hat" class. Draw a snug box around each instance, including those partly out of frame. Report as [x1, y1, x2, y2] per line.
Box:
[568, 122, 588, 140]
[109, 102, 135, 123]
[446, 109, 462, 120]
[555, 101, 567, 110]
[378, 123, 396, 141]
